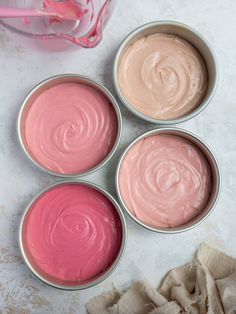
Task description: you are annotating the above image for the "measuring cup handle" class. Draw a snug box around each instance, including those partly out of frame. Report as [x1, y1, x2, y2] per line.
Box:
[80, 0, 111, 48]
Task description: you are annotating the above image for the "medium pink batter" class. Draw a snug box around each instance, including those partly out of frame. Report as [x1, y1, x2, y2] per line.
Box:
[24, 82, 118, 174]
[24, 184, 122, 283]
[119, 134, 212, 228]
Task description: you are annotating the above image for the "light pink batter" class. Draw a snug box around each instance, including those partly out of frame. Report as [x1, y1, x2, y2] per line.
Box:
[119, 134, 212, 228]
[118, 33, 208, 120]
[23, 184, 122, 283]
[24, 82, 118, 174]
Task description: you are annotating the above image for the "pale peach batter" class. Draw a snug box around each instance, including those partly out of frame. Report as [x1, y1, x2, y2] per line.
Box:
[118, 33, 208, 120]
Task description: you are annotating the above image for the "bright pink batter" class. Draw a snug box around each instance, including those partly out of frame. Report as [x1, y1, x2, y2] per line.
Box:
[24, 83, 118, 174]
[24, 184, 122, 283]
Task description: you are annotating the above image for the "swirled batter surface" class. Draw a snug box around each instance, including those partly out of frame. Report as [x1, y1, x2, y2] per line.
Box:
[119, 134, 212, 228]
[118, 33, 208, 120]
[24, 83, 118, 174]
[24, 184, 122, 282]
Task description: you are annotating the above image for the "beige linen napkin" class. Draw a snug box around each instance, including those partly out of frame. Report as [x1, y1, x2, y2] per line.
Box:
[87, 244, 236, 314]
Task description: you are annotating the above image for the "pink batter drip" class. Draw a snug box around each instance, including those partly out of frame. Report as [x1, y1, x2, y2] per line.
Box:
[43, 0, 112, 48]
[42, 0, 112, 48]
[24, 184, 122, 283]
[70, 0, 111, 48]
[119, 134, 212, 228]
[24, 82, 118, 174]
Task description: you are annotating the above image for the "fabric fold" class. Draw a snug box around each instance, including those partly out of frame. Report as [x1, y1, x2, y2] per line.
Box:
[87, 244, 236, 314]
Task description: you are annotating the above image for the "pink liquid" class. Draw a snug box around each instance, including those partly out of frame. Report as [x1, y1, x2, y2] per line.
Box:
[24, 82, 118, 175]
[43, 0, 85, 20]
[23, 184, 122, 283]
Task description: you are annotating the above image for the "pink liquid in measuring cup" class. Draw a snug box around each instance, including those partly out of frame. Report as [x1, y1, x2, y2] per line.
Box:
[43, 0, 85, 20]
[0, 0, 115, 49]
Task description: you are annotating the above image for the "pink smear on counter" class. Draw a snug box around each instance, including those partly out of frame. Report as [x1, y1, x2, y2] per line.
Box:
[24, 82, 118, 174]
[23, 184, 122, 283]
[119, 134, 212, 228]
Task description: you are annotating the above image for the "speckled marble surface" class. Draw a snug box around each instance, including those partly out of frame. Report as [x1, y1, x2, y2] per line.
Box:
[0, 0, 236, 313]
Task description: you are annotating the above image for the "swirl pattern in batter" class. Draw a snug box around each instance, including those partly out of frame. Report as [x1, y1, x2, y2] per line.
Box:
[24, 184, 122, 283]
[24, 82, 118, 174]
[119, 134, 212, 228]
[118, 33, 208, 120]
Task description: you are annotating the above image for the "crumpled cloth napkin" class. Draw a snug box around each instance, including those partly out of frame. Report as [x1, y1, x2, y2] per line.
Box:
[86, 244, 236, 314]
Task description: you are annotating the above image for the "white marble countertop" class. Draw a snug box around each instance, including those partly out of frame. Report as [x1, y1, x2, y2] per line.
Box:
[0, 0, 236, 312]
